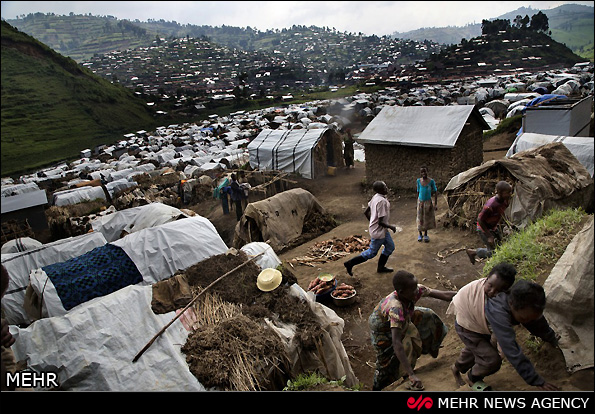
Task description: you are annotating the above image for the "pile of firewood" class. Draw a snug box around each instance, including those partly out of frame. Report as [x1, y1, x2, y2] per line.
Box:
[289, 235, 370, 267]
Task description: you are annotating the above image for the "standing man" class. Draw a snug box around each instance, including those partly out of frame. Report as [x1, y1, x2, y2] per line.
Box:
[344, 180, 397, 276]
[230, 174, 244, 221]
[343, 128, 355, 169]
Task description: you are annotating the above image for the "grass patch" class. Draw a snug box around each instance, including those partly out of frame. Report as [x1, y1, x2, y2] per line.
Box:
[483, 208, 589, 281]
[283, 372, 359, 391]
[483, 114, 523, 140]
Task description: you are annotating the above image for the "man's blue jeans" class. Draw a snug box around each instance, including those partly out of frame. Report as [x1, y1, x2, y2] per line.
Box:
[361, 232, 395, 260]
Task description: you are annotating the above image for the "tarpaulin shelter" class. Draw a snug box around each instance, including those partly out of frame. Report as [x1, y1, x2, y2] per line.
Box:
[91, 202, 189, 242]
[233, 188, 327, 252]
[543, 216, 594, 373]
[357, 105, 489, 189]
[1, 232, 108, 325]
[26, 216, 228, 320]
[248, 128, 344, 179]
[444, 142, 594, 229]
[10, 284, 204, 391]
[506, 133, 594, 177]
[9, 246, 357, 391]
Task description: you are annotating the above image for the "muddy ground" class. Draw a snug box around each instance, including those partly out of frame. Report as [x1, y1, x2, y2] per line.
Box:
[190, 131, 594, 392]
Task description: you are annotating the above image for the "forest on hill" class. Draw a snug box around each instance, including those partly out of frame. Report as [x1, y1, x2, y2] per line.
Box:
[393, 3, 594, 61]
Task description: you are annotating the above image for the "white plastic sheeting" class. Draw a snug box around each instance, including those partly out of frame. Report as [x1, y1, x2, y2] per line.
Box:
[506, 133, 594, 177]
[240, 242, 281, 270]
[28, 215, 227, 320]
[9, 281, 357, 391]
[248, 128, 329, 179]
[1, 182, 40, 198]
[1, 232, 108, 325]
[111, 215, 227, 285]
[91, 202, 189, 242]
[357, 105, 479, 148]
[10, 285, 204, 391]
[52, 185, 106, 206]
[1, 237, 43, 254]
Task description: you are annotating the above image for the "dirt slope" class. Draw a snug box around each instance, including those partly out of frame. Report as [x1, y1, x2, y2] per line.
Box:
[196, 146, 594, 392]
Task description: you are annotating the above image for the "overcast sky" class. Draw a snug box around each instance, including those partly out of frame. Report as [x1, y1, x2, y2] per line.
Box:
[1, 1, 593, 35]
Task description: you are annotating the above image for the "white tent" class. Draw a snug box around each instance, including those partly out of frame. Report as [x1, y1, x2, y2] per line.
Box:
[52, 186, 106, 206]
[506, 133, 594, 177]
[248, 128, 342, 179]
[1, 237, 43, 254]
[91, 202, 189, 242]
[10, 284, 204, 391]
[1, 232, 108, 325]
[28, 216, 228, 319]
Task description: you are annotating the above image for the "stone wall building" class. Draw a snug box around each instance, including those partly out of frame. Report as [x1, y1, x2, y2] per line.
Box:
[357, 105, 489, 192]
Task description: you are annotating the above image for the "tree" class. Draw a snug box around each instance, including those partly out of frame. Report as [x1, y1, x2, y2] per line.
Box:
[521, 15, 530, 29]
[481, 19, 510, 35]
[530, 11, 549, 34]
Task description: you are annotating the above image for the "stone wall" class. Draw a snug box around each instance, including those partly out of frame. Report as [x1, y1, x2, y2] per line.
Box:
[363, 116, 484, 192]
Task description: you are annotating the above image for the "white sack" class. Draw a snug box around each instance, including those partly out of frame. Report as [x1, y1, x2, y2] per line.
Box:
[240, 242, 281, 270]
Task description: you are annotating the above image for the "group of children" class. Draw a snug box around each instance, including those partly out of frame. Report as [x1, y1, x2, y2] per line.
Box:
[344, 171, 561, 391]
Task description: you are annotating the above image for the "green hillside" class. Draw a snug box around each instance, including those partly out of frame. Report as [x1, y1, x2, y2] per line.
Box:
[393, 4, 594, 61]
[5, 13, 155, 62]
[422, 25, 583, 76]
[1, 21, 157, 177]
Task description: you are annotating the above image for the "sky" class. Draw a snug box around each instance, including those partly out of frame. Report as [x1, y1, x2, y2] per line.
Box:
[1, 1, 593, 36]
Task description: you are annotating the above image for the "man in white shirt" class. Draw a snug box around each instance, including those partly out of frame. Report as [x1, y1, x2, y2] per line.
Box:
[344, 181, 397, 276]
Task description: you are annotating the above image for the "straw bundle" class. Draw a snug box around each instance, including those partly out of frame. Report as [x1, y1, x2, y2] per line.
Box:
[182, 288, 289, 391]
[445, 167, 516, 229]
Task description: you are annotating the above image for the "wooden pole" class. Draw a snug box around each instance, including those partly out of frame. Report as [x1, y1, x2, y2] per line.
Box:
[133, 250, 265, 363]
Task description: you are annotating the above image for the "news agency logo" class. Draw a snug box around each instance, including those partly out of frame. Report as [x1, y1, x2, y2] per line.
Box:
[407, 395, 434, 410]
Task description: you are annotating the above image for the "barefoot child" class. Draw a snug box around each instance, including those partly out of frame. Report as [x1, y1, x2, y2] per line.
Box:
[416, 166, 438, 243]
[369, 270, 456, 391]
[466, 181, 512, 264]
[447, 262, 516, 390]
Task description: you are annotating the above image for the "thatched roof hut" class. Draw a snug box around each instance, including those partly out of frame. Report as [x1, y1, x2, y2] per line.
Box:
[443, 142, 594, 230]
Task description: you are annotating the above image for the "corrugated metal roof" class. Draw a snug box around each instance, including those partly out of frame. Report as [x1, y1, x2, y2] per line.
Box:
[1, 189, 48, 214]
[357, 105, 480, 148]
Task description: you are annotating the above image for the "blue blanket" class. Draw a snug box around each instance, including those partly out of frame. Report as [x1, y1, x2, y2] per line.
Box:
[43, 243, 142, 311]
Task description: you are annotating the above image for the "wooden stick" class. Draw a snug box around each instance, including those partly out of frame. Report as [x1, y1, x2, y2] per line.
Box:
[133, 250, 265, 363]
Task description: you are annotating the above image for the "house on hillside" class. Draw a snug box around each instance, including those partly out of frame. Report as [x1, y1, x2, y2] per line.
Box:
[248, 128, 344, 179]
[357, 105, 489, 190]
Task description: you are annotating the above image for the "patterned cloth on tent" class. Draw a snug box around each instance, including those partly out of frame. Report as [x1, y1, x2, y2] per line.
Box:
[42, 243, 143, 311]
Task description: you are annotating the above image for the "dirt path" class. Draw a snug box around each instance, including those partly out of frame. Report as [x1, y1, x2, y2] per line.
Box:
[279, 163, 593, 392]
[197, 149, 593, 392]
